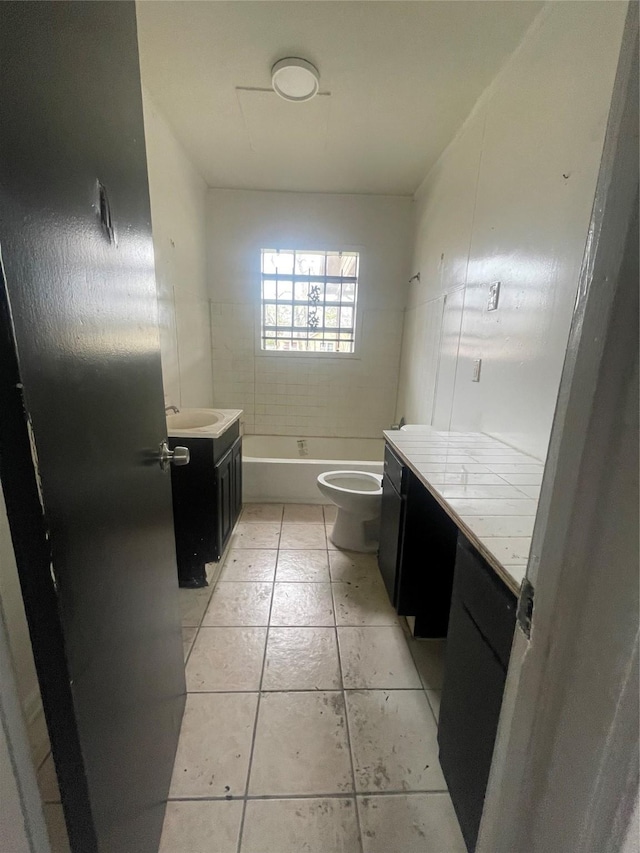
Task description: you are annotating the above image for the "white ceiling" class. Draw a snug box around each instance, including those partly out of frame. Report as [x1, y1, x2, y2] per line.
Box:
[136, 1, 543, 196]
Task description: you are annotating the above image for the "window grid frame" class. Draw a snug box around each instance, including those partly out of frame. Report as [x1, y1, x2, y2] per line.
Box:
[260, 249, 359, 354]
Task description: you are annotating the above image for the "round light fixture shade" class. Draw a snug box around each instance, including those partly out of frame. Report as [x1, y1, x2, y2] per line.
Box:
[271, 57, 319, 102]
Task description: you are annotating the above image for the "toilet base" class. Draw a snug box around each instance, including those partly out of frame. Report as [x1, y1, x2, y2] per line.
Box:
[329, 510, 380, 553]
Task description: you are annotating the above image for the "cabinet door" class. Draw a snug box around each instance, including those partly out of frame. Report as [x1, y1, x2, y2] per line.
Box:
[377, 475, 403, 605]
[438, 539, 517, 851]
[438, 596, 508, 851]
[215, 448, 233, 558]
[231, 437, 243, 523]
[397, 471, 458, 635]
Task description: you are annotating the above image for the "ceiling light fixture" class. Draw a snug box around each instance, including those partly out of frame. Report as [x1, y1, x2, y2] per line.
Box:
[271, 57, 319, 103]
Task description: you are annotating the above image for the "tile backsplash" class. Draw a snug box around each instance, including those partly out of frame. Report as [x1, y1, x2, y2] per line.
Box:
[207, 189, 412, 440]
[211, 302, 403, 438]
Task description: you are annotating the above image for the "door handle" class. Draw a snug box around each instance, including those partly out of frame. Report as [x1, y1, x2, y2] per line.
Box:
[159, 440, 190, 472]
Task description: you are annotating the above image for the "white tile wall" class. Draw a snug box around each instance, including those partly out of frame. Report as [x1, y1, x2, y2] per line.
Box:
[211, 303, 404, 438]
[207, 191, 412, 438]
[396, 3, 626, 460]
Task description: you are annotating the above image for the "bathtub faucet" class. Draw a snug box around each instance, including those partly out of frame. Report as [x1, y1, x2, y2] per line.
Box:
[165, 405, 180, 414]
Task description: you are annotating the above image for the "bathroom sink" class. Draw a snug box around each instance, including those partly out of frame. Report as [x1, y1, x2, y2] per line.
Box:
[166, 408, 243, 439]
[167, 410, 223, 430]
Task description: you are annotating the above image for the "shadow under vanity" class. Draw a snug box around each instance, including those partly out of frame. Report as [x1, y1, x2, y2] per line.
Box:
[377, 429, 538, 851]
[167, 410, 243, 588]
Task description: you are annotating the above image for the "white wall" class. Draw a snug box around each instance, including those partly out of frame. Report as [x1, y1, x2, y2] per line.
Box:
[207, 190, 412, 438]
[397, 1, 627, 460]
[142, 89, 213, 409]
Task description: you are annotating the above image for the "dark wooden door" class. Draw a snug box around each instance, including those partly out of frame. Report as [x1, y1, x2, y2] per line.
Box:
[0, 3, 185, 851]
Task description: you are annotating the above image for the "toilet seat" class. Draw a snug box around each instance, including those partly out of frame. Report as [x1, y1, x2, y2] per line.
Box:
[317, 470, 383, 495]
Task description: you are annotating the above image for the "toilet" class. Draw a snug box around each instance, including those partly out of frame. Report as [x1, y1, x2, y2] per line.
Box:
[317, 470, 383, 553]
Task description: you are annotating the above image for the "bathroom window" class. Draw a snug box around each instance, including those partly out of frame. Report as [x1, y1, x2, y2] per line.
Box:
[260, 249, 359, 353]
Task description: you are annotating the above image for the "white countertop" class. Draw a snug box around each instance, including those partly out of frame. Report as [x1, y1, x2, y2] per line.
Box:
[383, 428, 544, 595]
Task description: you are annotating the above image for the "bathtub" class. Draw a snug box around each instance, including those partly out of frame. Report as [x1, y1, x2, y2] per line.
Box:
[242, 435, 384, 504]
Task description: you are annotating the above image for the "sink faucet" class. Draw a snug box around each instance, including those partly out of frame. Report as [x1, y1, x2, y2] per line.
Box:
[165, 405, 180, 414]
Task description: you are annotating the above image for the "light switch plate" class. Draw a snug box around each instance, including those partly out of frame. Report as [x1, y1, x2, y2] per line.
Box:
[488, 281, 500, 311]
[472, 359, 482, 382]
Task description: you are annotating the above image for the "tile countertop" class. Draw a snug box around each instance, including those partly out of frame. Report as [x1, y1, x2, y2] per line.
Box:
[383, 428, 544, 596]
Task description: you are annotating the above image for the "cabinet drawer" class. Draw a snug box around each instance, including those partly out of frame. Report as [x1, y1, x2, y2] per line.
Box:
[384, 443, 405, 495]
[453, 536, 517, 669]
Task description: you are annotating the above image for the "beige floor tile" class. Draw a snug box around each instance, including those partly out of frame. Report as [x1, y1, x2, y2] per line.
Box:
[427, 690, 442, 722]
[182, 627, 197, 661]
[43, 804, 70, 853]
[186, 627, 266, 691]
[241, 798, 360, 853]
[249, 692, 352, 796]
[276, 550, 330, 582]
[279, 523, 327, 549]
[329, 551, 381, 583]
[219, 549, 277, 581]
[323, 504, 338, 524]
[202, 582, 272, 626]
[229, 522, 281, 549]
[160, 801, 243, 853]
[270, 583, 334, 626]
[332, 581, 398, 627]
[283, 503, 325, 523]
[37, 753, 60, 803]
[169, 692, 258, 798]
[179, 586, 214, 628]
[358, 793, 465, 853]
[262, 628, 341, 691]
[407, 639, 447, 689]
[241, 503, 284, 522]
[346, 690, 446, 792]
[338, 627, 421, 689]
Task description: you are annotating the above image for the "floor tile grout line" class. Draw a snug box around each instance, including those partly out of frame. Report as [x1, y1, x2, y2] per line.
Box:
[335, 621, 365, 853]
[328, 504, 366, 853]
[165, 788, 452, 804]
[194, 621, 402, 629]
[47, 787, 453, 808]
[185, 686, 432, 694]
[235, 508, 282, 853]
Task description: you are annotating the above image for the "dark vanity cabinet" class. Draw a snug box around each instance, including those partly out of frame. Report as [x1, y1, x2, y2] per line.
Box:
[169, 422, 242, 587]
[378, 441, 458, 637]
[438, 536, 517, 851]
[214, 435, 243, 557]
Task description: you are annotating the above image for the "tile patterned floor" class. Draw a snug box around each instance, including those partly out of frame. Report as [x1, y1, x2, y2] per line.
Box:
[37, 502, 465, 853]
[172, 503, 465, 853]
